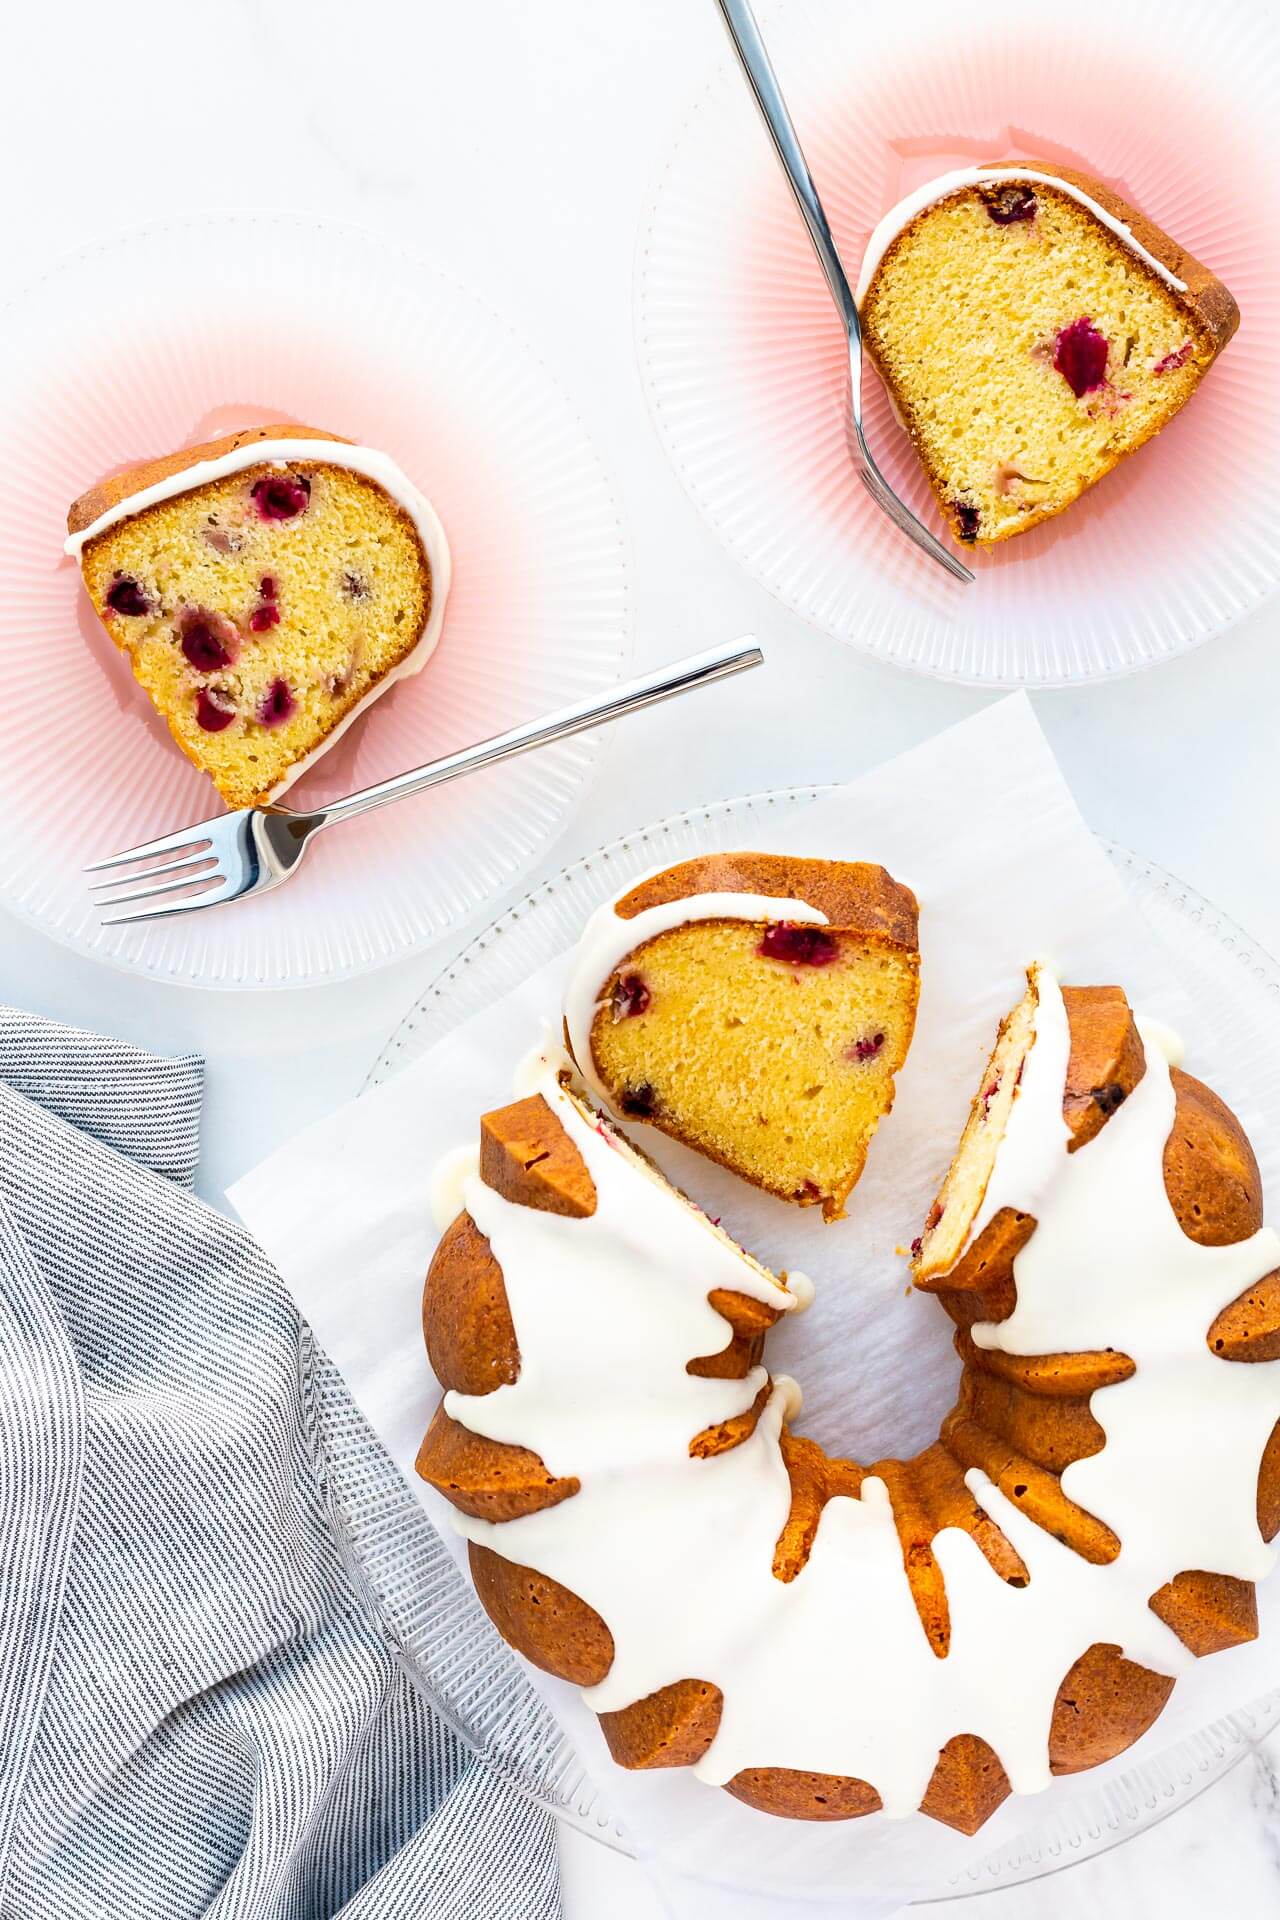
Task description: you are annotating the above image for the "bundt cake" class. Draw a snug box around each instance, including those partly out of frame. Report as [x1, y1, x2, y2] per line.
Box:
[563, 855, 920, 1220]
[856, 163, 1239, 547]
[66, 424, 451, 807]
[417, 964, 1280, 1833]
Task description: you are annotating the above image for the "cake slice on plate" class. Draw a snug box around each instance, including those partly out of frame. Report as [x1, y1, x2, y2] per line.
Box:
[857, 163, 1239, 547]
[67, 424, 451, 807]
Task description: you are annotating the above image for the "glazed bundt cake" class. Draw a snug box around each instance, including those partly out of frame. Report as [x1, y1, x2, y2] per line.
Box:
[563, 855, 920, 1220]
[857, 163, 1239, 547]
[417, 965, 1280, 1833]
[66, 424, 451, 807]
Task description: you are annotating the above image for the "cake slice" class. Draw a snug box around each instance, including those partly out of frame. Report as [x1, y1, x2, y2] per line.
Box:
[563, 854, 920, 1219]
[857, 164, 1239, 547]
[911, 967, 1146, 1290]
[67, 424, 451, 807]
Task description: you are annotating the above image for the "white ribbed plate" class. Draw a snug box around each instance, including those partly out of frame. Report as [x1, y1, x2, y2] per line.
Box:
[0, 213, 631, 986]
[637, 0, 1280, 686]
[357, 790, 1280, 1894]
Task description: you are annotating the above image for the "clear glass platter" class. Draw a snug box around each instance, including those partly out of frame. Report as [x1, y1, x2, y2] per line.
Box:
[330, 787, 1280, 1894]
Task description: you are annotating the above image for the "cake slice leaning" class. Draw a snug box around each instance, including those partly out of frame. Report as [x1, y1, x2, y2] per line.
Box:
[67, 423, 451, 807]
[858, 163, 1239, 546]
[563, 854, 920, 1220]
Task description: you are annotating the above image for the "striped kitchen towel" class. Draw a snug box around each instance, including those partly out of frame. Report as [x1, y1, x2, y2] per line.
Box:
[0, 1007, 560, 1920]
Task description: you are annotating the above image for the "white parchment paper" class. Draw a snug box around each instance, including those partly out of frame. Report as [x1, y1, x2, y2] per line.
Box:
[231, 697, 1280, 1913]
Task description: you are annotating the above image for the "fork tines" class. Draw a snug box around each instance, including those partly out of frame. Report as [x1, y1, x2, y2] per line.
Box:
[86, 824, 225, 925]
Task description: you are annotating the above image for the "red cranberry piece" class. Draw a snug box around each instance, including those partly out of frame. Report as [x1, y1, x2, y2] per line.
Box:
[1153, 341, 1193, 375]
[249, 603, 281, 633]
[1053, 317, 1109, 398]
[195, 688, 236, 733]
[980, 183, 1037, 225]
[257, 679, 296, 727]
[850, 1032, 885, 1062]
[620, 1082, 658, 1118]
[105, 573, 153, 617]
[251, 473, 310, 521]
[259, 574, 278, 600]
[758, 923, 838, 967]
[910, 1235, 924, 1259]
[178, 605, 240, 672]
[952, 502, 980, 543]
[611, 973, 651, 1020]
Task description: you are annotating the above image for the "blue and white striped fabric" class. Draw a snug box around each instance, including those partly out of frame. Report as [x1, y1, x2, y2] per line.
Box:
[0, 1007, 561, 1920]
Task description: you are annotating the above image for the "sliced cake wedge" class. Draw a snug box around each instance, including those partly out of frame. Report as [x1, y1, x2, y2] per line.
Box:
[857, 163, 1239, 547]
[563, 854, 920, 1220]
[67, 423, 451, 807]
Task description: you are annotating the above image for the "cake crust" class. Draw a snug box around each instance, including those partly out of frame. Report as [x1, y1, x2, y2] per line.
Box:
[612, 854, 920, 950]
[66, 423, 355, 537]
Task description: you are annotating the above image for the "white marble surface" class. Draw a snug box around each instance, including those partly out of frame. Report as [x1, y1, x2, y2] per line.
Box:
[4, 1, 1280, 1914]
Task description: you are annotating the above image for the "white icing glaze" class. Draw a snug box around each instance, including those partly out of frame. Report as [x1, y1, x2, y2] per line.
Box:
[1137, 1014, 1185, 1068]
[782, 1271, 815, 1313]
[429, 1144, 480, 1234]
[855, 168, 1189, 306]
[512, 1027, 576, 1101]
[967, 960, 1071, 1249]
[66, 437, 453, 802]
[440, 975, 1280, 1818]
[563, 877, 828, 1108]
[446, 1077, 797, 1473]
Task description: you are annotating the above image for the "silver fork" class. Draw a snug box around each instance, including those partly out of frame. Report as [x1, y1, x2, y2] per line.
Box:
[87, 639, 763, 927]
[713, 0, 973, 585]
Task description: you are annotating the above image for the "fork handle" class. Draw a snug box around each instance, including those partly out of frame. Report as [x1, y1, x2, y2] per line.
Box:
[299, 639, 763, 830]
[714, 0, 861, 343]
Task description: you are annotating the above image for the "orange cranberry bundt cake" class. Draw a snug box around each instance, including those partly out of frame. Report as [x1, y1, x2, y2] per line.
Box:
[417, 963, 1280, 1832]
[66, 424, 451, 807]
[857, 164, 1239, 548]
[563, 855, 920, 1220]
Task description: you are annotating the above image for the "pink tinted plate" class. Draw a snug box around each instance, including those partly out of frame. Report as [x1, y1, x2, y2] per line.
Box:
[637, 0, 1280, 685]
[0, 214, 631, 986]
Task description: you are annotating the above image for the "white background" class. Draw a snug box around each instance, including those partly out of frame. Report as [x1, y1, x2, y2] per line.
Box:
[4, 2, 1278, 1912]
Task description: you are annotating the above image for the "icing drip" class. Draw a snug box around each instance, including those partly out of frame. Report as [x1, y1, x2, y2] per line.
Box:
[512, 1027, 577, 1100]
[782, 1271, 816, 1313]
[446, 1078, 796, 1475]
[854, 169, 1190, 307]
[429, 1144, 480, 1233]
[971, 973, 1280, 1585]
[563, 880, 828, 1108]
[443, 987, 1280, 1817]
